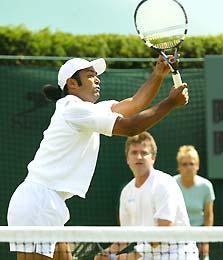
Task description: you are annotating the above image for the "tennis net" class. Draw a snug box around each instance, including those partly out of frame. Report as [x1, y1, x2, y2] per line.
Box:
[1, 226, 223, 259]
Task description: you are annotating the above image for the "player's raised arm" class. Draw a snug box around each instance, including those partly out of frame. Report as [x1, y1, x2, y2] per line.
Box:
[112, 84, 188, 136]
[111, 55, 170, 117]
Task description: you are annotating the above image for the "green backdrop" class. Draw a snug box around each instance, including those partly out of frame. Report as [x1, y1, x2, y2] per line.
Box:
[0, 58, 223, 259]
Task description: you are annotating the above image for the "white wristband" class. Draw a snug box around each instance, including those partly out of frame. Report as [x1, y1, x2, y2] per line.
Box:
[109, 253, 117, 260]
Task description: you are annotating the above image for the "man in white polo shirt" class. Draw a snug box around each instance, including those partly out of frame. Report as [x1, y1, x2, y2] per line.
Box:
[95, 132, 198, 260]
[7, 56, 189, 260]
[119, 132, 198, 260]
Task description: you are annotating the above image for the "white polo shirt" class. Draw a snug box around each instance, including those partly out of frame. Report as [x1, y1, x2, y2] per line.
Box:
[119, 169, 189, 226]
[119, 169, 199, 259]
[26, 95, 121, 198]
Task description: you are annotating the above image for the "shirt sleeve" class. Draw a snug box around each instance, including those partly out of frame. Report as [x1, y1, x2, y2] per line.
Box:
[119, 189, 130, 226]
[205, 181, 215, 203]
[63, 99, 122, 136]
[153, 180, 180, 223]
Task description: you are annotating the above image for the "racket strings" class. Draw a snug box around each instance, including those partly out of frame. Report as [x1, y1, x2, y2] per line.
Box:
[134, 0, 188, 50]
[139, 24, 187, 36]
[144, 36, 182, 49]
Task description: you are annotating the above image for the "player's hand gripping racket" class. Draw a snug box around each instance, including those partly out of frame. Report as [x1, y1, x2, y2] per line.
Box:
[134, 0, 188, 87]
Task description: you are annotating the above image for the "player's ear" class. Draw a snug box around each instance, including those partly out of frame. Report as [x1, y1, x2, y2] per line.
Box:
[196, 162, 200, 172]
[126, 156, 130, 166]
[67, 78, 79, 89]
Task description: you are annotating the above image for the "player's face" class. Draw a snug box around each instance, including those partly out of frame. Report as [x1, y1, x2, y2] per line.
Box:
[76, 67, 101, 103]
[127, 141, 155, 177]
[178, 156, 199, 178]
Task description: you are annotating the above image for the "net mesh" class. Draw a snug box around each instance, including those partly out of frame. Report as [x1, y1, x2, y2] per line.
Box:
[1, 226, 223, 259]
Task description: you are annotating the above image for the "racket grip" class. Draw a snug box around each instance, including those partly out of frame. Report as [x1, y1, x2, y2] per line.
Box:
[172, 71, 182, 88]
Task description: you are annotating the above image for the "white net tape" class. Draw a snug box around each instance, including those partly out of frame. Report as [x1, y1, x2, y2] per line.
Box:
[1, 226, 223, 243]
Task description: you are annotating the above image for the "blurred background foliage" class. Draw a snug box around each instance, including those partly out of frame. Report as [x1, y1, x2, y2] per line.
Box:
[0, 25, 222, 68]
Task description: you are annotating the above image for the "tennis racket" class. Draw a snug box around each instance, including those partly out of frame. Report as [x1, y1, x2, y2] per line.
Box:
[134, 0, 188, 87]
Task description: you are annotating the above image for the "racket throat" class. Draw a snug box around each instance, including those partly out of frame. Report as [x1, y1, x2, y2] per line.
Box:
[160, 49, 179, 73]
[160, 49, 183, 87]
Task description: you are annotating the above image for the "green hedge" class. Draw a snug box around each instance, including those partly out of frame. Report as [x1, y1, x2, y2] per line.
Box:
[0, 25, 222, 68]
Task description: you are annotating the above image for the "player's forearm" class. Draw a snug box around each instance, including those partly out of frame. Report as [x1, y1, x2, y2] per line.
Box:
[112, 97, 176, 136]
[204, 203, 214, 226]
[102, 243, 130, 255]
[111, 72, 166, 118]
[132, 71, 165, 110]
[204, 213, 214, 226]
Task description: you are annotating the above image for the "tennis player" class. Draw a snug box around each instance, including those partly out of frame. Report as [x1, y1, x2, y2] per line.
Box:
[120, 132, 198, 260]
[7, 56, 189, 260]
[95, 132, 199, 260]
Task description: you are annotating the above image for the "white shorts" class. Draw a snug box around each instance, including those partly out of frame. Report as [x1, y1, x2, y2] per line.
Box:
[7, 180, 70, 258]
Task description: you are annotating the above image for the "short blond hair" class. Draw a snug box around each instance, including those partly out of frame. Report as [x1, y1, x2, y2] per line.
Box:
[176, 145, 200, 164]
[125, 132, 157, 158]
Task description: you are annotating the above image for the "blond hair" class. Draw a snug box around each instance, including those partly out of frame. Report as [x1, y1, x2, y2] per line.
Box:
[125, 132, 157, 158]
[176, 145, 200, 164]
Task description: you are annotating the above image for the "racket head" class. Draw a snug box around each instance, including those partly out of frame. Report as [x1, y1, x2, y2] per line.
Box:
[134, 0, 188, 51]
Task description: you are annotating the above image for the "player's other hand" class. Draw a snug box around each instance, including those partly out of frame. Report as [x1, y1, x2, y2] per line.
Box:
[154, 54, 181, 77]
[167, 83, 189, 107]
[154, 55, 172, 77]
